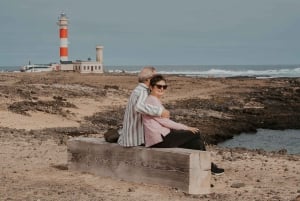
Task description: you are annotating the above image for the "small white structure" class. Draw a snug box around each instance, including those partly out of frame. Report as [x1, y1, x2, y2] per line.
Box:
[73, 45, 104, 73]
[73, 61, 103, 73]
[96, 45, 104, 64]
[20, 62, 60, 72]
[59, 61, 74, 71]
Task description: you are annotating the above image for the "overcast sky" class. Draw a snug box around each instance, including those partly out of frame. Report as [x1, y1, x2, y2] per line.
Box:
[1, 0, 300, 66]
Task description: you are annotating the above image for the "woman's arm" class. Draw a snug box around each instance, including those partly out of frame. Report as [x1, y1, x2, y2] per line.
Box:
[144, 96, 187, 130]
[152, 116, 188, 130]
[145, 95, 199, 133]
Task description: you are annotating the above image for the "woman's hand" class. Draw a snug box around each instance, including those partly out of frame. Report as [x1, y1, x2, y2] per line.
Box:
[161, 109, 170, 118]
[187, 127, 200, 134]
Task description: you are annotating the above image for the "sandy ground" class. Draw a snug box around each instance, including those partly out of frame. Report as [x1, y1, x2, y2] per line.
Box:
[0, 72, 299, 201]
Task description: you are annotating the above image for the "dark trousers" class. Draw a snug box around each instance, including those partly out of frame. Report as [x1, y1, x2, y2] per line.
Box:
[151, 129, 206, 151]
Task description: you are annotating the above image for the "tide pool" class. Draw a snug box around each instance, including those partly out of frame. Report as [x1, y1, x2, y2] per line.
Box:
[219, 129, 300, 154]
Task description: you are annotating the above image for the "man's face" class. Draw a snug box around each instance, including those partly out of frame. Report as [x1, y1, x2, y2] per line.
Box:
[145, 78, 151, 87]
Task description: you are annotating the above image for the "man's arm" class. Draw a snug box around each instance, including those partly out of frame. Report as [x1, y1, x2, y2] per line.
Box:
[135, 89, 169, 117]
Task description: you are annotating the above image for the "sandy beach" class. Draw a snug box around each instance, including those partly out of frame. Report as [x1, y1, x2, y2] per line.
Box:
[0, 72, 300, 201]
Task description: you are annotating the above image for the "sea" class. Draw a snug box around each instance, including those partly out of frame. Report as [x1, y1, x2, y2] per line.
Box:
[104, 64, 300, 78]
[1, 64, 300, 78]
[1, 64, 299, 154]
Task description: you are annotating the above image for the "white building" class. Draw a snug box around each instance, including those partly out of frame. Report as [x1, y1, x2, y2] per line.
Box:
[59, 61, 74, 71]
[58, 45, 104, 73]
[73, 46, 104, 73]
[73, 61, 103, 73]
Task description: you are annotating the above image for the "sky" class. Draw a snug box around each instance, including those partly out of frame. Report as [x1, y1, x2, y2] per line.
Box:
[0, 0, 300, 66]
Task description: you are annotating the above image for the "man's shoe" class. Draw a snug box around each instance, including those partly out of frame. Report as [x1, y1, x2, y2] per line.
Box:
[211, 163, 224, 175]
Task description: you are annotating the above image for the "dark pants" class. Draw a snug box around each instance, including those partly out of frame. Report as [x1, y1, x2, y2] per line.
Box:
[151, 129, 206, 151]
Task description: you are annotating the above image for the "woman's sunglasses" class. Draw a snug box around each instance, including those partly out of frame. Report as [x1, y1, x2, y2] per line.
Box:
[155, 84, 168, 90]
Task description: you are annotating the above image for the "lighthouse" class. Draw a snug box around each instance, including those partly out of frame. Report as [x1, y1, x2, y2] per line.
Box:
[57, 13, 69, 62]
[56, 12, 104, 73]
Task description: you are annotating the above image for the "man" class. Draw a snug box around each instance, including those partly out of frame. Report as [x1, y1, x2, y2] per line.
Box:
[117, 66, 170, 147]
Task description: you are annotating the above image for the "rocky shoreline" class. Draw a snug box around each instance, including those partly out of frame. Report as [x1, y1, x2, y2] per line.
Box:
[1, 73, 300, 146]
[167, 78, 300, 144]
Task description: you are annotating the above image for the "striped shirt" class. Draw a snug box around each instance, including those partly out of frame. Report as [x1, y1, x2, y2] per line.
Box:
[118, 83, 163, 147]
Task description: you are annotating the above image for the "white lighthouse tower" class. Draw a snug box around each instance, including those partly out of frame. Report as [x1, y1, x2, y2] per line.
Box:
[56, 12, 104, 73]
[57, 13, 69, 62]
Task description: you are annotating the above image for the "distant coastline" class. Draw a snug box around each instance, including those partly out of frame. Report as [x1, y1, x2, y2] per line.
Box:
[1, 64, 300, 78]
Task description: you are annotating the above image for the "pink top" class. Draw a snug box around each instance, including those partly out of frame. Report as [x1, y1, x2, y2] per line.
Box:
[142, 95, 188, 147]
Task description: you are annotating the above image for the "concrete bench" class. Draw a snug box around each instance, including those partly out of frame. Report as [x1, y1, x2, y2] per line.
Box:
[67, 137, 211, 194]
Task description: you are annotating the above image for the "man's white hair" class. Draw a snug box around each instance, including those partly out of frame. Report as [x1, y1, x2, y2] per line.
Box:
[138, 66, 156, 83]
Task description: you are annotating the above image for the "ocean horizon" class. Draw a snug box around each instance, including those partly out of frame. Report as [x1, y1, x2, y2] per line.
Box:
[1, 64, 300, 78]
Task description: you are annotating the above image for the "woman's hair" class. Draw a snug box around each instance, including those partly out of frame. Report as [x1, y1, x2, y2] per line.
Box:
[150, 74, 166, 87]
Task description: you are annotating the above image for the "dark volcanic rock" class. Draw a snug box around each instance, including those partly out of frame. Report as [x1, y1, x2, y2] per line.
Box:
[8, 98, 77, 116]
[165, 78, 300, 144]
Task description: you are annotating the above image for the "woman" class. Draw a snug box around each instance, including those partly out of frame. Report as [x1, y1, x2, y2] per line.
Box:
[142, 74, 224, 175]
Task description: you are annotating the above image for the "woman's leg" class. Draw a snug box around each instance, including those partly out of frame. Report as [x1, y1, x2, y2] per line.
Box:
[151, 129, 206, 150]
[179, 136, 206, 151]
[151, 129, 224, 175]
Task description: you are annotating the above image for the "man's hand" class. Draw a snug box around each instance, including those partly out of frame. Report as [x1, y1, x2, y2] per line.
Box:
[161, 109, 170, 118]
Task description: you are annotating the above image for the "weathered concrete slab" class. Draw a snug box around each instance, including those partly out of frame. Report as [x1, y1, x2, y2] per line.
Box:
[67, 137, 211, 194]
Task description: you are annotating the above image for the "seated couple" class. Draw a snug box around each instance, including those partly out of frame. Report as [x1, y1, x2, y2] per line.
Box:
[115, 66, 224, 175]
